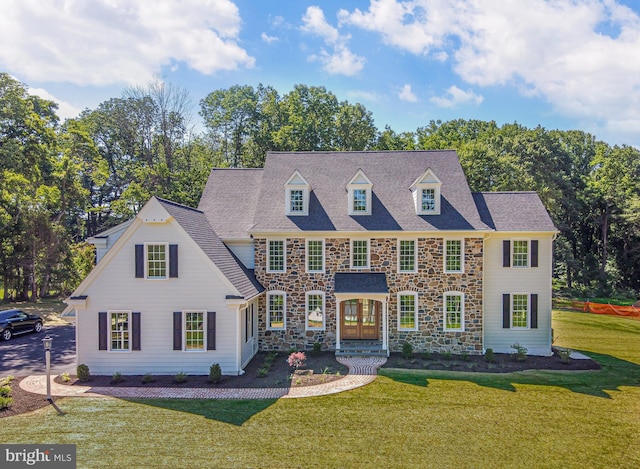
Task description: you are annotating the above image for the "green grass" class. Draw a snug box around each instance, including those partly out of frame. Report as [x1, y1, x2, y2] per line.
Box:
[1, 311, 639, 468]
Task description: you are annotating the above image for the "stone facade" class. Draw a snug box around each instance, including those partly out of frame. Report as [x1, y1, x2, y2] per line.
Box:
[255, 236, 484, 355]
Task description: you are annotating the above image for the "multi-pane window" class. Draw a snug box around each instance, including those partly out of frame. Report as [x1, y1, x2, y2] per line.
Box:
[512, 294, 529, 328]
[110, 312, 129, 351]
[399, 240, 416, 272]
[147, 244, 167, 279]
[306, 292, 324, 330]
[268, 292, 286, 330]
[289, 190, 304, 213]
[444, 293, 464, 331]
[421, 188, 436, 212]
[445, 240, 463, 272]
[353, 189, 367, 212]
[185, 311, 205, 351]
[268, 240, 285, 272]
[351, 240, 369, 268]
[512, 240, 529, 267]
[307, 240, 324, 272]
[398, 293, 417, 330]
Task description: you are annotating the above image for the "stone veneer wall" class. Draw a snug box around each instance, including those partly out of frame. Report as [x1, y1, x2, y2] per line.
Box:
[255, 237, 483, 355]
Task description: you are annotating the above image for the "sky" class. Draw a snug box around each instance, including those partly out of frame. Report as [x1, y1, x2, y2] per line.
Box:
[2, 0, 640, 148]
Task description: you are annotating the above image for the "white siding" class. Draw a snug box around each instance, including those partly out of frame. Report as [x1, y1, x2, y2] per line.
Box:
[76, 219, 246, 375]
[225, 241, 255, 269]
[483, 234, 554, 356]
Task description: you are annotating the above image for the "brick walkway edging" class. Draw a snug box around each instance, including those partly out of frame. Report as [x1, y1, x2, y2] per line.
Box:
[20, 356, 387, 400]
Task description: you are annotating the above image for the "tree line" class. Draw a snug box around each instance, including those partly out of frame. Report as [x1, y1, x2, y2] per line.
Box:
[1, 73, 639, 301]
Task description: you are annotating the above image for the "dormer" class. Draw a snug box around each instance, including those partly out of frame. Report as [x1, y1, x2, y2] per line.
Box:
[285, 170, 310, 216]
[347, 169, 373, 216]
[410, 168, 442, 215]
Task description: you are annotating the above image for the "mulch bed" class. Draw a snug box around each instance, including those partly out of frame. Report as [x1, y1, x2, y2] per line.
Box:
[0, 378, 53, 418]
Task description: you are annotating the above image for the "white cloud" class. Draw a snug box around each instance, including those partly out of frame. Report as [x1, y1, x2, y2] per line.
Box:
[398, 84, 418, 102]
[339, 0, 640, 143]
[301, 6, 365, 76]
[0, 0, 255, 86]
[28, 88, 82, 121]
[430, 86, 483, 108]
[261, 33, 279, 43]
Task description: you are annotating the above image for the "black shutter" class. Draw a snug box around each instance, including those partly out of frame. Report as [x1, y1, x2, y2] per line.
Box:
[98, 312, 108, 350]
[502, 294, 510, 329]
[207, 311, 216, 350]
[132, 312, 141, 350]
[135, 244, 144, 278]
[169, 244, 179, 278]
[530, 294, 538, 329]
[503, 240, 511, 267]
[173, 312, 182, 350]
[531, 240, 539, 268]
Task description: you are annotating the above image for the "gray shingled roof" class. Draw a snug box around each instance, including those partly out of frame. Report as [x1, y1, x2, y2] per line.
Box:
[472, 192, 556, 232]
[248, 150, 492, 232]
[198, 169, 263, 239]
[334, 273, 389, 294]
[156, 197, 264, 299]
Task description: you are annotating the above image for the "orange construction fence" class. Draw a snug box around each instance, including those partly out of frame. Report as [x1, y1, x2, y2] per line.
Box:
[561, 300, 640, 319]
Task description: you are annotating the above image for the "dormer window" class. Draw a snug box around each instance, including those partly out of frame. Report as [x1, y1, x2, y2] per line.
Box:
[285, 170, 310, 216]
[411, 168, 442, 215]
[347, 169, 372, 216]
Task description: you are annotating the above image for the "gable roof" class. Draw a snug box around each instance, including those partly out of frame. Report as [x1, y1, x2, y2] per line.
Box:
[249, 150, 491, 232]
[156, 197, 264, 299]
[472, 192, 556, 232]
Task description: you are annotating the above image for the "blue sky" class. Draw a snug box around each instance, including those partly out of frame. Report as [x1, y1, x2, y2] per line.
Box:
[2, 0, 640, 148]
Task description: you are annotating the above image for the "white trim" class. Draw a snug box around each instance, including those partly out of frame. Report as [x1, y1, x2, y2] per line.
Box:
[183, 310, 207, 352]
[266, 239, 286, 273]
[511, 239, 531, 269]
[305, 239, 325, 273]
[510, 292, 531, 330]
[347, 169, 373, 216]
[444, 238, 465, 273]
[411, 168, 442, 215]
[397, 239, 418, 273]
[305, 291, 325, 331]
[267, 291, 287, 331]
[144, 242, 169, 280]
[350, 238, 370, 269]
[107, 310, 132, 352]
[443, 292, 465, 332]
[285, 170, 310, 216]
[397, 292, 418, 331]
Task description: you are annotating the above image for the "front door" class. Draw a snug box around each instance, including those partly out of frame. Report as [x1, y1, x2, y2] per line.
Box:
[341, 299, 379, 340]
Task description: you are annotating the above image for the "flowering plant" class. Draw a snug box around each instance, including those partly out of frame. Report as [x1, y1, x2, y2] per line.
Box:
[287, 351, 307, 369]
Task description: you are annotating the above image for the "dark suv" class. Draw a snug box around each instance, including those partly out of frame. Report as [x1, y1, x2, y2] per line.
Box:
[0, 309, 43, 341]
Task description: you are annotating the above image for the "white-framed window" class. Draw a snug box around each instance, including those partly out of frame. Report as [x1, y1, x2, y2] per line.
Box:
[109, 311, 130, 351]
[184, 310, 205, 351]
[350, 239, 370, 269]
[306, 239, 324, 273]
[512, 240, 529, 268]
[444, 239, 464, 273]
[305, 291, 325, 330]
[511, 293, 529, 329]
[443, 292, 464, 331]
[398, 239, 417, 273]
[267, 291, 286, 330]
[285, 170, 310, 216]
[347, 169, 373, 216]
[397, 292, 418, 331]
[411, 168, 442, 215]
[146, 243, 168, 279]
[267, 239, 285, 273]
[289, 190, 304, 213]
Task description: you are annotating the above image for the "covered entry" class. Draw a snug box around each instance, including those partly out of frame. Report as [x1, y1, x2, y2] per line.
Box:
[334, 273, 389, 353]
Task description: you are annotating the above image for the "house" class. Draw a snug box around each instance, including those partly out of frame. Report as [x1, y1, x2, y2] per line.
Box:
[65, 150, 557, 375]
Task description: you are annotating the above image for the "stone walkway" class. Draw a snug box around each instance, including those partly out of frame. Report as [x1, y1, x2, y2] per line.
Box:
[20, 356, 387, 400]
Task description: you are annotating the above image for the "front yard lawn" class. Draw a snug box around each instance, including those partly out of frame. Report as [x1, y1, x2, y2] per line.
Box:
[1, 310, 639, 468]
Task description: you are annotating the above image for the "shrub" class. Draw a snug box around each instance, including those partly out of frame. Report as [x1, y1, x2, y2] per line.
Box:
[77, 364, 90, 382]
[142, 373, 155, 384]
[311, 341, 322, 356]
[510, 343, 528, 362]
[174, 371, 188, 383]
[0, 385, 11, 397]
[422, 351, 431, 360]
[401, 342, 414, 359]
[461, 352, 470, 362]
[0, 376, 14, 386]
[287, 351, 306, 370]
[61, 372, 71, 383]
[557, 348, 572, 364]
[442, 351, 453, 360]
[484, 348, 495, 363]
[111, 372, 123, 384]
[257, 367, 269, 378]
[209, 363, 222, 384]
[0, 396, 12, 410]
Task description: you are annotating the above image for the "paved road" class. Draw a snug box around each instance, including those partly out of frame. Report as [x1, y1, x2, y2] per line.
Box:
[0, 323, 76, 377]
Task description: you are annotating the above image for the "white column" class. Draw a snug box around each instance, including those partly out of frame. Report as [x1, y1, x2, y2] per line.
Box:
[335, 299, 341, 351]
[382, 298, 388, 353]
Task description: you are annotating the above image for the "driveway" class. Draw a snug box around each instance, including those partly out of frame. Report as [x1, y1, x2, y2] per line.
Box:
[0, 323, 76, 377]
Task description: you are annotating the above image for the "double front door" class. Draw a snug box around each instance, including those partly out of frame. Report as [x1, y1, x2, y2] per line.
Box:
[341, 299, 379, 340]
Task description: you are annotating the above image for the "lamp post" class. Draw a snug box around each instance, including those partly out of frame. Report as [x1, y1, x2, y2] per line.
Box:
[42, 336, 53, 402]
